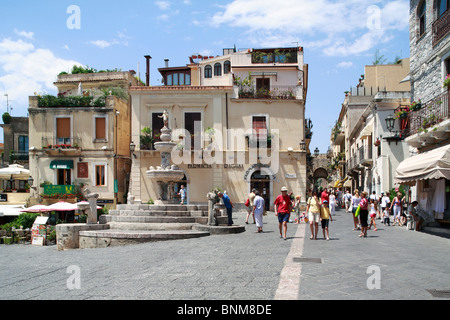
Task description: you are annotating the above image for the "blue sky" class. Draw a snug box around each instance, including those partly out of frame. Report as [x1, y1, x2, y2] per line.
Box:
[0, 0, 411, 153]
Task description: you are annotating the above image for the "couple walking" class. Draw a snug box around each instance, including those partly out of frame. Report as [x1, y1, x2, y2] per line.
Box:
[245, 189, 265, 233]
[306, 190, 333, 240]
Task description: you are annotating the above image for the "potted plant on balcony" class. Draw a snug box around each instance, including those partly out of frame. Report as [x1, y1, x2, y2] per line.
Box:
[410, 100, 422, 111]
[443, 74, 450, 89]
[374, 138, 380, 147]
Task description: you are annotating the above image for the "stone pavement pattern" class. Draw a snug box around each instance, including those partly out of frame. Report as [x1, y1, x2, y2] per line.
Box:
[1, 207, 450, 300]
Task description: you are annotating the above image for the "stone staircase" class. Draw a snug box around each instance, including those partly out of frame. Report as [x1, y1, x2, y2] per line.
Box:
[78, 203, 244, 248]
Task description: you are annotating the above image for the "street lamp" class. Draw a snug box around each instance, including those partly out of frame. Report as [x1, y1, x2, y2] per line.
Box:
[27, 176, 34, 189]
[130, 142, 136, 158]
[300, 140, 306, 152]
[385, 115, 396, 132]
[314, 147, 319, 157]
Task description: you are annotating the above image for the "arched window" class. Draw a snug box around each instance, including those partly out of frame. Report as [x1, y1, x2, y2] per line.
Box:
[418, 1, 426, 36]
[438, 0, 449, 17]
[214, 63, 222, 76]
[204, 65, 212, 78]
[224, 60, 231, 74]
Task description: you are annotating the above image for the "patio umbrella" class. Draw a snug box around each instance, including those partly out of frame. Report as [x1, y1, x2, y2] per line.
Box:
[0, 164, 30, 180]
[77, 201, 102, 210]
[20, 204, 51, 213]
[46, 201, 78, 211]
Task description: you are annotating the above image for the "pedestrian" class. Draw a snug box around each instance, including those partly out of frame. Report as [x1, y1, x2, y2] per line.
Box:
[380, 192, 389, 216]
[382, 206, 391, 226]
[344, 189, 352, 213]
[274, 187, 292, 240]
[218, 191, 234, 226]
[294, 195, 301, 223]
[178, 185, 186, 205]
[368, 198, 378, 231]
[390, 192, 404, 226]
[252, 190, 265, 233]
[320, 200, 333, 240]
[321, 188, 329, 204]
[306, 190, 321, 240]
[329, 191, 336, 215]
[406, 201, 419, 230]
[359, 191, 369, 237]
[245, 189, 256, 224]
[351, 190, 361, 230]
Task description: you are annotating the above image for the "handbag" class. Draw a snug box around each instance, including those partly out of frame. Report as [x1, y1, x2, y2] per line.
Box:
[355, 204, 361, 217]
[245, 198, 250, 207]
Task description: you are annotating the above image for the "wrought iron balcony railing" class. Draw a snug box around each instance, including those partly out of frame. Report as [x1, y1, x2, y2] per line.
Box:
[407, 89, 449, 137]
[433, 9, 450, 46]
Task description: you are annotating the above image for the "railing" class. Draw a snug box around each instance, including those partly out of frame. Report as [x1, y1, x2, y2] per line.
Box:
[42, 137, 81, 149]
[238, 85, 299, 100]
[433, 9, 450, 46]
[348, 145, 372, 170]
[407, 89, 449, 137]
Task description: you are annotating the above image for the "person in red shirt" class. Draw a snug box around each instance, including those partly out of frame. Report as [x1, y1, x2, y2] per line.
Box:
[359, 191, 369, 238]
[321, 188, 329, 204]
[274, 186, 292, 240]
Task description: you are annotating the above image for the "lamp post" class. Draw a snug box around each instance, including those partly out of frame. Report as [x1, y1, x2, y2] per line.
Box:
[300, 140, 306, 152]
[314, 147, 319, 157]
[130, 142, 136, 158]
[385, 115, 396, 132]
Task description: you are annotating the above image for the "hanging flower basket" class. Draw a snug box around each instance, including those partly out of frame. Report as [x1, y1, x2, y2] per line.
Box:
[443, 74, 450, 88]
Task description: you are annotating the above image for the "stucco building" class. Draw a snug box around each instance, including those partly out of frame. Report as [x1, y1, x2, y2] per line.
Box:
[129, 47, 309, 209]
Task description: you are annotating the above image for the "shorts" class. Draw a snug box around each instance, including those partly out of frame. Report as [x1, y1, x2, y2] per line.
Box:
[370, 213, 376, 218]
[321, 219, 329, 229]
[277, 212, 290, 223]
[308, 211, 320, 223]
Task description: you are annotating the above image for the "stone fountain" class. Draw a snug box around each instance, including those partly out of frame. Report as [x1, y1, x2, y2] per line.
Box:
[146, 110, 185, 204]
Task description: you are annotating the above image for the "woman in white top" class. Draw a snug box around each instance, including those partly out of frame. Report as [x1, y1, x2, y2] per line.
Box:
[329, 192, 336, 216]
[351, 190, 361, 230]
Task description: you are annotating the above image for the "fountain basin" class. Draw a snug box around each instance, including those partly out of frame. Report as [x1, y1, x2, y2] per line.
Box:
[146, 169, 185, 182]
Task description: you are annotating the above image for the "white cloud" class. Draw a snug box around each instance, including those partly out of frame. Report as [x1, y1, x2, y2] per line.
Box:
[337, 61, 353, 68]
[210, 0, 409, 57]
[89, 40, 117, 49]
[14, 29, 34, 40]
[155, 1, 171, 10]
[0, 37, 82, 116]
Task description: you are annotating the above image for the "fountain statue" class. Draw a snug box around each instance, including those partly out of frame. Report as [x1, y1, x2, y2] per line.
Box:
[147, 109, 185, 204]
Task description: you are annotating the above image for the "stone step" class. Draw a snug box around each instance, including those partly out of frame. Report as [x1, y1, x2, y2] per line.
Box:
[105, 215, 200, 224]
[78, 229, 211, 248]
[116, 204, 208, 211]
[107, 221, 199, 231]
[108, 210, 203, 217]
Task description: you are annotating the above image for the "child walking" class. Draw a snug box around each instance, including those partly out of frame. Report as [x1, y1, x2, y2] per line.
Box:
[382, 207, 391, 226]
[368, 198, 378, 231]
[320, 200, 333, 240]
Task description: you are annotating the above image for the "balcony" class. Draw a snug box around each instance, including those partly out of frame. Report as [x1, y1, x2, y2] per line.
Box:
[42, 137, 81, 155]
[237, 85, 301, 100]
[348, 145, 372, 171]
[407, 89, 449, 137]
[433, 9, 450, 46]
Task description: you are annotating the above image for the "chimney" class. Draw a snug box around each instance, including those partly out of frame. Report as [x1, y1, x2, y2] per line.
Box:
[144, 55, 152, 86]
[164, 59, 169, 68]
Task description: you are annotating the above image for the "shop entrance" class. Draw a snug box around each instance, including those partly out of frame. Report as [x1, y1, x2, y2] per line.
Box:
[250, 171, 271, 211]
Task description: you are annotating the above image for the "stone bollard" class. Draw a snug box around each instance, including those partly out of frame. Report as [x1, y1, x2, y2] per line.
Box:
[207, 192, 217, 226]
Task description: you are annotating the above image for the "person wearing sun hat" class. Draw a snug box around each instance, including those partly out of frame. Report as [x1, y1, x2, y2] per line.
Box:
[274, 186, 292, 240]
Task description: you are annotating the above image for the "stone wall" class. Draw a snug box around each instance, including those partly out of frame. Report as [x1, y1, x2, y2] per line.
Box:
[409, 0, 450, 102]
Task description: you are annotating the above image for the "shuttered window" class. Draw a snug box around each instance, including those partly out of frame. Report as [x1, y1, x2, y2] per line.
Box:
[252, 116, 267, 139]
[95, 117, 106, 139]
[56, 118, 70, 138]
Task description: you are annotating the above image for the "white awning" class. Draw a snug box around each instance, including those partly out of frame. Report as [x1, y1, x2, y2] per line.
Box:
[0, 205, 26, 217]
[394, 145, 450, 185]
[358, 118, 374, 140]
